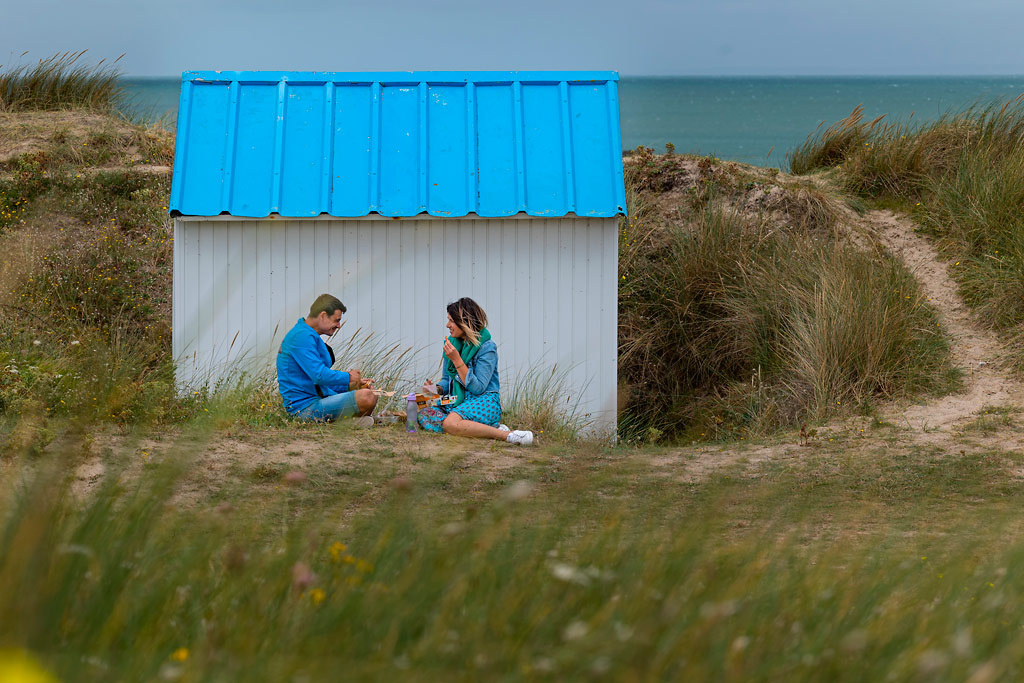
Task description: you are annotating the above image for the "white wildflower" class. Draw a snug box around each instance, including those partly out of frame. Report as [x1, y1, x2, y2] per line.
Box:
[700, 600, 739, 619]
[562, 620, 588, 641]
[731, 636, 750, 652]
[549, 562, 590, 586]
[917, 650, 950, 677]
[501, 480, 534, 502]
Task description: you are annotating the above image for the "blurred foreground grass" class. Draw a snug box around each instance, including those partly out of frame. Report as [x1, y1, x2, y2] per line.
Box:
[3, 423, 1024, 681]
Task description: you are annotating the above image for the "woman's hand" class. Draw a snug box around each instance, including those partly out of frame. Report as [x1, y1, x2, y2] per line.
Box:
[423, 379, 438, 395]
[443, 338, 461, 364]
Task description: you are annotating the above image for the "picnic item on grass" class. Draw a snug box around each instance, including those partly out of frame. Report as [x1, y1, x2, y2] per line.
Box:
[406, 394, 418, 432]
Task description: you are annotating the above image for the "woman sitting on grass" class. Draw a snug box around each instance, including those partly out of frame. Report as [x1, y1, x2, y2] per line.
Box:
[419, 297, 534, 446]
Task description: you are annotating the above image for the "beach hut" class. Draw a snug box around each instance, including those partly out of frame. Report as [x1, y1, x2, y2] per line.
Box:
[170, 71, 625, 434]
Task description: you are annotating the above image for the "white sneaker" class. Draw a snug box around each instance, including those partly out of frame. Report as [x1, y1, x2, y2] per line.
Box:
[506, 430, 534, 446]
[499, 423, 510, 432]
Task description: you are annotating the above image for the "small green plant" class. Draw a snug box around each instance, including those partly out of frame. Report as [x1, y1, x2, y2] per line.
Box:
[251, 463, 284, 480]
[961, 405, 1018, 433]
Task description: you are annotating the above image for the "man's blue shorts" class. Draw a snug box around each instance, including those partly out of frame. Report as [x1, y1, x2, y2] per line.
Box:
[292, 391, 359, 422]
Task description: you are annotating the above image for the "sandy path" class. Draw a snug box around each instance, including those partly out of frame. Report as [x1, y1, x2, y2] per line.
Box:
[863, 209, 1024, 432]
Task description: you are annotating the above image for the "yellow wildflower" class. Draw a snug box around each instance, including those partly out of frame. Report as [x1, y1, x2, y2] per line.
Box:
[329, 542, 347, 562]
[0, 649, 56, 682]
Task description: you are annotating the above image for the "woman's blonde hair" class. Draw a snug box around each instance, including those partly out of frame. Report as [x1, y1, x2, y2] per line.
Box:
[447, 297, 487, 347]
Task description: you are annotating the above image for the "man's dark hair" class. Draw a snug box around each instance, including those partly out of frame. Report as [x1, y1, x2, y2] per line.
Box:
[309, 293, 347, 318]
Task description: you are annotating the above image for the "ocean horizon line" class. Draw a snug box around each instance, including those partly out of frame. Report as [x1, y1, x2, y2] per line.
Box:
[119, 73, 1024, 80]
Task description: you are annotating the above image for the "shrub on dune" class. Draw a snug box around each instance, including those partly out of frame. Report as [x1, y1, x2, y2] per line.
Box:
[618, 158, 952, 441]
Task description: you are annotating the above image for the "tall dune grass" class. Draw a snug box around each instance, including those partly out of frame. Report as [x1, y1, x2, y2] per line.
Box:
[503, 363, 591, 439]
[0, 51, 125, 113]
[789, 96, 1024, 361]
[618, 166, 953, 441]
[789, 105, 878, 175]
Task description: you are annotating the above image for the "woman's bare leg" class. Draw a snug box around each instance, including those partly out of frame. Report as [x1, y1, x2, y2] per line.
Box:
[442, 413, 510, 441]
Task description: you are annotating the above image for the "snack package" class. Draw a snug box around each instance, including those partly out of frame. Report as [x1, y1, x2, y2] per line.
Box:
[414, 392, 457, 408]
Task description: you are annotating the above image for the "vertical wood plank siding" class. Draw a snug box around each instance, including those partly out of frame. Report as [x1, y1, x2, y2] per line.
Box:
[173, 217, 618, 433]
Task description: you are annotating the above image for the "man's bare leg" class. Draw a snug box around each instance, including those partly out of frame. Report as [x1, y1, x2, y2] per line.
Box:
[354, 389, 377, 416]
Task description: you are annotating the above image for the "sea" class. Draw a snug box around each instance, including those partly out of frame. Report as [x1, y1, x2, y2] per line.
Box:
[122, 76, 1024, 169]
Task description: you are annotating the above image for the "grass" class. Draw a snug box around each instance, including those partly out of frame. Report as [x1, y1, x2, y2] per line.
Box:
[788, 96, 1024, 368]
[960, 405, 1019, 434]
[618, 151, 956, 443]
[503, 363, 591, 440]
[4, 427, 1024, 680]
[0, 51, 125, 113]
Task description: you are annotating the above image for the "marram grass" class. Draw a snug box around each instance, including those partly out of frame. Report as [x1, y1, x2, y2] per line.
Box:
[618, 181, 954, 442]
[0, 50, 125, 113]
[789, 96, 1024, 366]
[3, 444, 1024, 681]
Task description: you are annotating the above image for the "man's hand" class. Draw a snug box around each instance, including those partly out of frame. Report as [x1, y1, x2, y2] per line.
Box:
[349, 370, 374, 390]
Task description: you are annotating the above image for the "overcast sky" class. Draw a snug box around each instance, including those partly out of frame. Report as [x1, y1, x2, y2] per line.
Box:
[2, 0, 1023, 77]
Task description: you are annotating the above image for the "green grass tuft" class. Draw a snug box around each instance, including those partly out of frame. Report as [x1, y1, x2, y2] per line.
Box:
[0, 51, 125, 113]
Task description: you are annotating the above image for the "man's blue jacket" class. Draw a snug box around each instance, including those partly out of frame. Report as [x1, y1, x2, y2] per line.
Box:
[276, 318, 352, 414]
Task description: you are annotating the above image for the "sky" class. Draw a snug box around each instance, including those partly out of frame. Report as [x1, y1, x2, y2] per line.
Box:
[2, 0, 1024, 77]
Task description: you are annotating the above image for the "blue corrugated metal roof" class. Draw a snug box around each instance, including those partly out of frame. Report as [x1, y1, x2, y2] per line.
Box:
[170, 71, 625, 218]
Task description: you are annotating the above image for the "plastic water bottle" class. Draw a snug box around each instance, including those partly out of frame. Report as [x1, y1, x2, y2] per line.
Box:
[406, 393, 418, 432]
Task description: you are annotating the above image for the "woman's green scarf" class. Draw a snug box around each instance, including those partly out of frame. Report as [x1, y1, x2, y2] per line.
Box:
[444, 327, 491, 407]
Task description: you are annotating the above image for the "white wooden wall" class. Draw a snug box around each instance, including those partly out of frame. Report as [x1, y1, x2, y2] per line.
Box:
[172, 216, 618, 434]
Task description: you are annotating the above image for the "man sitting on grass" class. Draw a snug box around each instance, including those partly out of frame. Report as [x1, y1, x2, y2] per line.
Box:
[277, 294, 377, 423]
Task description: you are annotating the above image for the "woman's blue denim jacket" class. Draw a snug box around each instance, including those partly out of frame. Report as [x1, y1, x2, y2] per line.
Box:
[437, 340, 500, 397]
